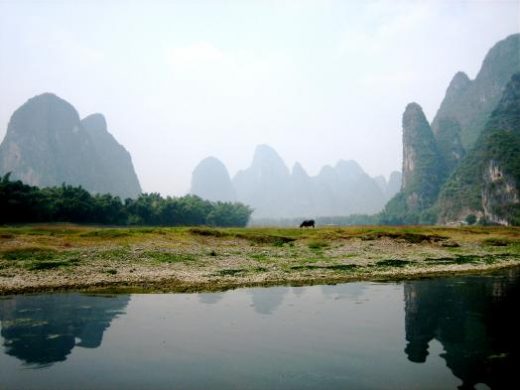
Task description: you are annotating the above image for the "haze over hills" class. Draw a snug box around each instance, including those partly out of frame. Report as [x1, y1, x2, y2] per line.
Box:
[436, 73, 520, 225]
[383, 33, 520, 226]
[191, 144, 401, 219]
[376, 171, 402, 200]
[0, 93, 142, 199]
[191, 157, 236, 203]
[432, 34, 520, 153]
[0, 33, 517, 225]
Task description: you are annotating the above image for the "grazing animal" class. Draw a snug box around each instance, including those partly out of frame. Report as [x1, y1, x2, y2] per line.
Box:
[299, 219, 315, 228]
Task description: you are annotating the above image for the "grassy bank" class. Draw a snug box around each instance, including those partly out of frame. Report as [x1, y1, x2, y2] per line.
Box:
[0, 225, 519, 294]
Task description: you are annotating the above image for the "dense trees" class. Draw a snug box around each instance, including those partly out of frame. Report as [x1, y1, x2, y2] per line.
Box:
[0, 174, 253, 227]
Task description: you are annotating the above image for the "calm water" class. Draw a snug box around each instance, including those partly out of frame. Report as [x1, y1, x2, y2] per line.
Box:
[1, 268, 519, 390]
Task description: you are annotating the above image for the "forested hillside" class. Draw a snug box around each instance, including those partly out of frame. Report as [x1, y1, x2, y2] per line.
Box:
[382, 34, 520, 226]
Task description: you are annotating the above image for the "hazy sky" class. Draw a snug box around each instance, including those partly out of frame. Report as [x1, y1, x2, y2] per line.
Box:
[0, 0, 518, 196]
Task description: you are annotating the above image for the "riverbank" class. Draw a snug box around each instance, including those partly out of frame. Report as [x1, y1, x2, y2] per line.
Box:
[0, 225, 519, 294]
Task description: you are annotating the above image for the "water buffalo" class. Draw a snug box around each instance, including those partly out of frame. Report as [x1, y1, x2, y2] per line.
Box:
[299, 219, 315, 228]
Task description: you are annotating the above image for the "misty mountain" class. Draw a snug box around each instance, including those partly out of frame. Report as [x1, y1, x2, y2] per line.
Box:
[80, 113, 142, 199]
[190, 157, 236, 202]
[374, 172, 402, 200]
[0, 93, 141, 199]
[386, 171, 402, 198]
[431, 33, 520, 175]
[233, 145, 292, 218]
[312, 160, 388, 216]
[192, 144, 400, 218]
[285, 162, 317, 218]
[382, 34, 520, 225]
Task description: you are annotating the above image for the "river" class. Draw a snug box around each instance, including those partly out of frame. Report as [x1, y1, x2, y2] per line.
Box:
[1, 268, 519, 389]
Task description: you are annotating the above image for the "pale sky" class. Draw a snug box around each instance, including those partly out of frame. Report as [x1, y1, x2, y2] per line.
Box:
[0, 0, 518, 196]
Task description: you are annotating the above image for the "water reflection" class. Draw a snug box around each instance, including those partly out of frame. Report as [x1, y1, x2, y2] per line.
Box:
[320, 282, 366, 301]
[0, 294, 129, 367]
[291, 286, 305, 297]
[198, 292, 224, 305]
[248, 286, 289, 315]
[404, 268, 520, 389]
[0, 268, 518, 389]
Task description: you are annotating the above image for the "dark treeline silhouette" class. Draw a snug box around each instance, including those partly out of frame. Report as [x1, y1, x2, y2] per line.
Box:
[0, 173, 252, 227]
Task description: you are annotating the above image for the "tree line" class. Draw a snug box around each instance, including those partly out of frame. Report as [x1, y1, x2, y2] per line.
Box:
[0, 173, 253, 227]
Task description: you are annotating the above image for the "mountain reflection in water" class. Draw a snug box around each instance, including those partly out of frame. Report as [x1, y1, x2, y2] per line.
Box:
[248, 286, 289, 315]
[0, 268, 518, 389]
[404, 268, 520, 389]
[0, 294, 129, 367]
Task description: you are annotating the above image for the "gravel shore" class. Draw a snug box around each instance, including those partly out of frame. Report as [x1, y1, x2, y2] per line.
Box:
[1, 225, 518, 295]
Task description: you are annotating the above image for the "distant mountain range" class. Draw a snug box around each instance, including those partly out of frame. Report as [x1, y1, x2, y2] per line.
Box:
[0, 93, 142, 199]
[191, 145, 401, 219]
[3, 34, 517, 226]
[383, 33, 520, 225]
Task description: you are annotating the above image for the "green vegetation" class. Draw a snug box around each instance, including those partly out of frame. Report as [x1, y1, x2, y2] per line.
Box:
[307, 240, 329, 250]
[436, 73, 520, 225]
[440, 34, 520, 150]
[189, 227, 295, 246]
[289, 264, 358, 271]
[1, 247, 80, 270]
[2, 247, 58, 261]
[0, 174, 252, 227]
[382, 73, 520, 226]
[379, 193, 439, 225]
[216, 269, 245, 276]
[144, 251, 196, 264]
[465, 214, 477, 225]
[424, 253, 512, 265]
[401, 104, 446, 206]
[434, 118, 465, 174]
[482, 238, 515, 247]
[375, 259, 412, 267]
[359, 230, 446, 243]
[0, 225, 518, 294]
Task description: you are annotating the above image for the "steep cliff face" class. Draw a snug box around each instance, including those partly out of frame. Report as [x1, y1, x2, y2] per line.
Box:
[437, 73, 520, 225]
[81, 114, 141, 199]
[381, 104, 444, 224]
[401, 103, 445, 211]
[0, 93, 141, 199]
[190, 156, 236, 202]
[382, 34, 520, 225]
[432, 34, 520, 154]
[481, 161, 519, 225]
[0, 93, 95, 188]
[434, 117, 465, 174]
